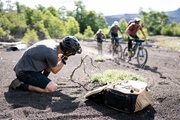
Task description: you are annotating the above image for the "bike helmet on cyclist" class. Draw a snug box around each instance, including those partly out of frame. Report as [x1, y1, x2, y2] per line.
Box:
[98, 29, 102, 32]
[113, 21, 119, 26]
[61, 36, 82, 55]
[134, 18, 141, 22]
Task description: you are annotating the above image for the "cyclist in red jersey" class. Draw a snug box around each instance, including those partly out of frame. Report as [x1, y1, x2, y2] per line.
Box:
[125, 18, 146, 61]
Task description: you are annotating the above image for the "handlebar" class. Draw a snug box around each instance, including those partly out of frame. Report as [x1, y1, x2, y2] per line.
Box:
[114, 36, 123, 41]
[129, 38, 145, 42]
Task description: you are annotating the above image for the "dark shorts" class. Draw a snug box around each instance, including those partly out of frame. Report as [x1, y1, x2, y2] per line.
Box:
[97, 38, 103, 43]
[128, 34, 139, 51]
[16, 71, 51, 89]
[111, 33, 118, 44]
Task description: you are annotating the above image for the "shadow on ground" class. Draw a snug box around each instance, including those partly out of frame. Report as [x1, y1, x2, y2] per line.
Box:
[84, 100, 156, 120]
[4, 88, 79, 113]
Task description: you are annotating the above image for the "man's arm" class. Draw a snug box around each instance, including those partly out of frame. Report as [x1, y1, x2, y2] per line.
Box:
[48, 54, 67, 74]
[103, 33, 106, 40]
[141, 29, 146, 39]
[108, 27, 112, 35]
[94, 33, 97, 40]
[118, 27, 123, 35]
[125, 27, 130, 38]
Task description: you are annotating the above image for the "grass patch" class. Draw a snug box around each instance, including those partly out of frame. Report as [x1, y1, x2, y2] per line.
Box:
[91, 69, 146, 85]
[94, 56, 105, 62]
[154, 36, 180, 50]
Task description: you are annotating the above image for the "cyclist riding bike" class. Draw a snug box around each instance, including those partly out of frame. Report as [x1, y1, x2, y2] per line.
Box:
[94, 29, 106, 55]
[108, 21, 123, 52]
[125, 18, 146, 61]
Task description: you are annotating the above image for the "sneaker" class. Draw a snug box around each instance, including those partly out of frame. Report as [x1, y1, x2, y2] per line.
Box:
[9, 78, 22, 89]
[126, 57, 131, 62]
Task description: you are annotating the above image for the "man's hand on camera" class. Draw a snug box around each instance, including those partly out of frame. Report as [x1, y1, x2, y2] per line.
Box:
[61, 55, 68, 65]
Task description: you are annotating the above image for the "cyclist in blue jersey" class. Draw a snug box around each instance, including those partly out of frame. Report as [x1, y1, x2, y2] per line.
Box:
[108, 21, 123, 52]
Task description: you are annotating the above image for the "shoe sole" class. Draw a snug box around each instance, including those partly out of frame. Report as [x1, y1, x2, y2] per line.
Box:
[9, 78, 22, 89]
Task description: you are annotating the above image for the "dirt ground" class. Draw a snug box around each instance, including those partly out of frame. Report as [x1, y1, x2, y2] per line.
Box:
[0, 36, 180, 120]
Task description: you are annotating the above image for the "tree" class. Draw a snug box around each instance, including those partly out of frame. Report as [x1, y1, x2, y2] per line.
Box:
[161, 22, 180, 36]
[0, 1, 4, 13]
[86, 11, 107, 33]
[95, 13, 107, 31]
[22, 29, 38, 45]
[119, 18, 127, 33]
[140, 10, 169, 35]
[43, 11, 65, 38]
[1, 11, 27, 36]
[47, 6, 59, 18]
[36, 4, 46, 13]
[65, 16, 79, 36]
[84, 26, 93, 38]
[0, 27, 6, 37]
[31, 9, 44, 25]
[85, 11, 97, 32]
[34, 21, 50, 39]
[58, 6, 68, 20]
[73, 0, 87, 33]
[15, 2, 21, 14]
[73, 1, 107, 34]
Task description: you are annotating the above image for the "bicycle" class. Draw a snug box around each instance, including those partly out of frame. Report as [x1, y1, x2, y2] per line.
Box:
[109, 36, 123, 59]
[123, 38, 148, 68]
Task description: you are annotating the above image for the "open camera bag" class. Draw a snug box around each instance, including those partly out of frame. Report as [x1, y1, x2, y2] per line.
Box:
[84, 80, 152, 113]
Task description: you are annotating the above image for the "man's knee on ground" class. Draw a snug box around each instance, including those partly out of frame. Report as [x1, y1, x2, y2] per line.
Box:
[45, 81, 58, 92]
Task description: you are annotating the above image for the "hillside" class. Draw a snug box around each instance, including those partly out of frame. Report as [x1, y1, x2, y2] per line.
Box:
[105, 7, 180, 26]
[167, 8, 180, 23]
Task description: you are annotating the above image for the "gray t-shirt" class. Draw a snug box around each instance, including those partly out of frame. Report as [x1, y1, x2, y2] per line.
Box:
[14, 39, 59, 75]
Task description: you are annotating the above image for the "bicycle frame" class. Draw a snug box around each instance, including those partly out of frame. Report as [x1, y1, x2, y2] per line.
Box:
[114, 40, 120, 48]
[122, 38, 148, 68]
[112, 36, 123, 59]
[114, 36, 123, 48]
[131, 41, 142, 57]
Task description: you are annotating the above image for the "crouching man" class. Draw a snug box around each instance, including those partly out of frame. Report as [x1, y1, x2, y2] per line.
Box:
[10, 36, 82, 93]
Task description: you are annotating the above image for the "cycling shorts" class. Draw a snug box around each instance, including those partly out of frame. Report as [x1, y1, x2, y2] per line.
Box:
[17, 71, 51, 89]
[111, 33, 118, 44]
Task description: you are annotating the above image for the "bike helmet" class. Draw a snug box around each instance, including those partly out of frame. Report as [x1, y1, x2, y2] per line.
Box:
[113, 21, 119, 26]
[61, 36, 82, 55]
[134, 18, 141, 22]
[98, 29, 102, 32]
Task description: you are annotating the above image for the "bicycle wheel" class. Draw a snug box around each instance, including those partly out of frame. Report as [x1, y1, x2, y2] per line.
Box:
[137, 47, 148, 68]
[112, 43, 123, 59]
[122, 47, 129, 61]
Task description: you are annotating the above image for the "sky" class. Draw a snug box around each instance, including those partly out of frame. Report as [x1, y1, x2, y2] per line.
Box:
[1, 0, 180, 15]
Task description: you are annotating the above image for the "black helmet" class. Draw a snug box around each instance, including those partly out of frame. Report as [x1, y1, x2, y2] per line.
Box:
[61, 36, 82, 55]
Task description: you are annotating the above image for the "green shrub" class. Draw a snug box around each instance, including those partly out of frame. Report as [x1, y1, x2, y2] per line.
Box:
[74, 32, 84, 41]
[0, 28, 6, 36]
[94, 56, 105, 62]
[84, 26, 94, 38]
[22, 29, 39, 45]
[91, 69, 146, 84]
